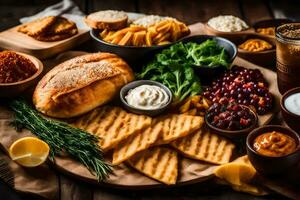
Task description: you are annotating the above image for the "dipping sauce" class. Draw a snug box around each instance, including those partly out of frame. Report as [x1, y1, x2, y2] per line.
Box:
[208, 15, 249, 32]
[125, 85, 169, 110]
[284, 93, 300, 115]
[253, 131, 297, 157]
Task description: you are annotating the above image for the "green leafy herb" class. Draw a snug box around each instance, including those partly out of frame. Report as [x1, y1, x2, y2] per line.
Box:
[185, 40, 230, 68]
[137, 40, 230, 103]
[9, 99, 112, 181]
[137, 59, 202, 104]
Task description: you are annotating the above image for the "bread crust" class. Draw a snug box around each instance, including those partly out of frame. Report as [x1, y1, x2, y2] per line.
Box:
[33, 53, 134, 118]
[85, 16, 128, 30]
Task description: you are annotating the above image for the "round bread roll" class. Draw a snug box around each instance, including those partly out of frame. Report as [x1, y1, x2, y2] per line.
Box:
[85, 10, 128, 30]
[33, 52, 134, 118]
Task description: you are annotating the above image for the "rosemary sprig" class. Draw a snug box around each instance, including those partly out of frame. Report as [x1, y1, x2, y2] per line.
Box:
[9, 99, 112, 181]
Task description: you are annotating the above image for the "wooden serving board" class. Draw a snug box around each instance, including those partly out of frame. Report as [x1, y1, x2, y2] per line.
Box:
[0, 51, 281, 190]
[0, 26, 90, 59]
[0, 12, 146, 60]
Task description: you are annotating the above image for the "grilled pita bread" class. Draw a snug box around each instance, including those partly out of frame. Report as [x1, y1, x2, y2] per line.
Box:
[172, 127, 235, 165]
[72, 106, 152, 151]
[112, 120, 163, 165]
[128, 146, 178, 185]
[155, 114, 204, 145]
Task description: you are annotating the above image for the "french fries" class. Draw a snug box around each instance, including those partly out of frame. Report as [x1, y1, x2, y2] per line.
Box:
[99, 19, 190, 46]
[179, 95, 211, 116]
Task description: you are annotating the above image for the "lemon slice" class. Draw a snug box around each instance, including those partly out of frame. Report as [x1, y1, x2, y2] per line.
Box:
[9, 137, 50, 167]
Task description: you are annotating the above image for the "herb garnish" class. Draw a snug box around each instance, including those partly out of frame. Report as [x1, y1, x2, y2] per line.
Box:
[9, 99, 112, 181]
[137, 40, 230, 104]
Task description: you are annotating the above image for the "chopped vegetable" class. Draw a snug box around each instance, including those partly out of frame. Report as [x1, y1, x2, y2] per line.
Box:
[137, 39, 230, 103]
[9, 99, 112, 181]
[137, 60, 202, 104]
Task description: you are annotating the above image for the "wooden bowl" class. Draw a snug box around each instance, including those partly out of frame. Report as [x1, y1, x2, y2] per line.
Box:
[205, 105, 258, 139]
[0, 52, 43, 97]
[246, 125, 300, 176]
[281, 87, 300, 133]
[237, 34, 276, 67]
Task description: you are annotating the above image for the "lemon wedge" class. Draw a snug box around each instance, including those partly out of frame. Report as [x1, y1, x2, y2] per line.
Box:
[9, 137, 50, 167]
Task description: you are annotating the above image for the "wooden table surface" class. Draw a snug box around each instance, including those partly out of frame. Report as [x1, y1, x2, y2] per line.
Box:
[0, 0, 298, 200]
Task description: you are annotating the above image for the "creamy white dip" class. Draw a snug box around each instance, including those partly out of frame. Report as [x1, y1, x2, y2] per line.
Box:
[125, 85, 169, 110]
[208, 15, 249, 32]
[284, 93, 300, 115]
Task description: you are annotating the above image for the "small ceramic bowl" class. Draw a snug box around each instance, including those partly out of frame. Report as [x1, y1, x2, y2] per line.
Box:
[246, 125, 300, 175]
[281, 87, 300, 133]
[0, 52, 43, 97]
[205, 105, 258, 139]
[120, 80, 172, 116]
[178, 35, 237, 84]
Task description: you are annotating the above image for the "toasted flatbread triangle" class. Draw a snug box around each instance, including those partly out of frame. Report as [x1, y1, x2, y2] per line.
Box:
[48, 16, 77, 34]
[72, 106, 152, 151]
[171, 127, 235, 165]
[18, 16, 57, 36]
[155, 114, 204, 145]
[128, 147, 178, 185]
[112, 120, 163, 165]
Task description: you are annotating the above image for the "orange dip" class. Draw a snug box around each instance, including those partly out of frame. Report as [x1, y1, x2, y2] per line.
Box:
[239, 39, 273, 52]
[256, 27, 275, 36]
[253, 131, 297, 157]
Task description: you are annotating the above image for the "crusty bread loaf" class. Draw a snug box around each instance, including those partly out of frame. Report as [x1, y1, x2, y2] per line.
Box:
[33, 53, 134, 118]
[85, 10, 128, 30]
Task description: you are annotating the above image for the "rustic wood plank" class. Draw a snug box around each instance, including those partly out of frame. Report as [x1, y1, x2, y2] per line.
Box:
[60, 176, 93, 200]
[89, 0, 137, 13]
[137, 0, 242, 24]
[240, 0, 273, 25]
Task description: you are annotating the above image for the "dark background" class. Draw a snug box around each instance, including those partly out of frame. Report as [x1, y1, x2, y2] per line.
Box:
[0, 0, 299, 31]
[0, 0, 298, 199]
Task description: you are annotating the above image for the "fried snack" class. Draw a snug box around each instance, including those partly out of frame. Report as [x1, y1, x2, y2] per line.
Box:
[179, 95, 211, 116]
[47, 16, 77, 34]
[112, 120, 163, 165]
[99, 19, 190, 46]
[18, 16, 57, 36]
[171, 127, 235, 164]
[34, 28, 78, 42]
[72, 106, 152, 151]
[17, 16, 78, 42]
[155, 114, 204, 145]
[128, 147, 178, 185]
